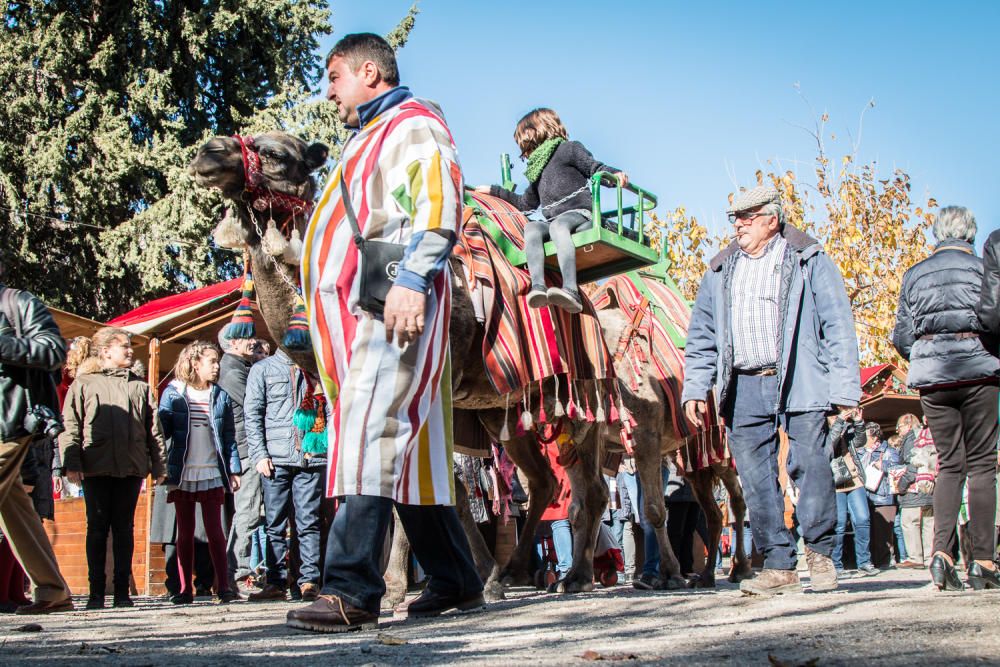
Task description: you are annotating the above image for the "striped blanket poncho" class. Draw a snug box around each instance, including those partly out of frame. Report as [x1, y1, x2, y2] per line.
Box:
[454, 192, 621, 431]
[302, 97, 461, 505]
[591, 271, 730, 471]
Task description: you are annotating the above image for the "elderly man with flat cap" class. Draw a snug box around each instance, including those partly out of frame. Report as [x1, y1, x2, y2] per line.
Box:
[681, 185, 861, 595]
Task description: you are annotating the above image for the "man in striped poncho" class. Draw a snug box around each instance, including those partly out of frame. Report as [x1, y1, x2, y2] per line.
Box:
[286, 33, 484, 633]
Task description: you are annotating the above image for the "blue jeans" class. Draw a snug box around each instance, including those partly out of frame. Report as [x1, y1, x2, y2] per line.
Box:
[261, 465, 324, 587]
[636, 464, 670, 577]
[724, 374, 837, 570]
[833, 487, 872, 569]
[249, 526, 267, 573]
[321, 494, 483, 614]
[538, 519, 573, 576]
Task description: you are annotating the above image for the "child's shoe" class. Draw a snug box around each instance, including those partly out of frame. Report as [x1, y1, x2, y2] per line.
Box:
[546, 287, 582, 313]
[527, 285, 548, 309]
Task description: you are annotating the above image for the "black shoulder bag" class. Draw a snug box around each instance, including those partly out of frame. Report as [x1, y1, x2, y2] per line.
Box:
[339, 174, 406, 316]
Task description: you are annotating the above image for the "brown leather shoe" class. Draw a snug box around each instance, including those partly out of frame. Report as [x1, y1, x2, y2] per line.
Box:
[739, 569, 802, 596]
[286, 594, 378, 633]
[300, 583, 320, 602]
[16, 598, 74, 615]
[805, 547, 839, 592]
[248, 584, 287, 602]
[394, 588, 486, 618]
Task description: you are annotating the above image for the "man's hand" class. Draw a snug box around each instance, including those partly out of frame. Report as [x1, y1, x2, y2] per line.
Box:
[256, 459, 275, 478]
[230, 474, 242, 493]
[66, 470, 82, 485]
[383, 285, 426, 348]
[473, 185, 492, 194]
[52, 476, 63, 495]
[684, 400, 707, 428]
[834, 404, 857, 419]
[615, 172, 629, 188]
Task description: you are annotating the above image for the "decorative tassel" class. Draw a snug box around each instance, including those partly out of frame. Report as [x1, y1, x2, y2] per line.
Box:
[223, 265, 256, 340]
[553, 375, 565, 417]
[595, 401, 606, 423]
[520, 407, 534, 432]
[283, 228, 303, 265]
[538, 378, 548, 423]
[584, 390, 595, 422]
[213, 208, 247, 249]
[499, 394, 511, 441]
[514, 419, 525, 437]
[609, 402, 619, 424]
[261, 218, 290, 256]
[567, 381, 578, 420]
[293, 406, 317, 433]
[302, 431, 327, 454]
[282, 290, 311, 351]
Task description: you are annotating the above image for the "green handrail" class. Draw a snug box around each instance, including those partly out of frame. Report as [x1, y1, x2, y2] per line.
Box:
[589, 172, 657, 246]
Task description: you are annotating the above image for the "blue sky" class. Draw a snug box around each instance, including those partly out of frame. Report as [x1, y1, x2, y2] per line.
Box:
[320, 1, 1000, 248]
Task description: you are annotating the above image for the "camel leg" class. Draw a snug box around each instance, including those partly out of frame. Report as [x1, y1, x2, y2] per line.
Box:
[500, 432, 557, 587]
[719, 466, 752, 582]
[556, 426, 607, 594]
[454, 471, 505, 602]
[382, 509, 410, 608]
[632, 437, 687, 591]
[688, 468, 722, 588]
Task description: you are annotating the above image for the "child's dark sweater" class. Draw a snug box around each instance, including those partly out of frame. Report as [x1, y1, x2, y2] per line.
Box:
[490, 140, 618, 220]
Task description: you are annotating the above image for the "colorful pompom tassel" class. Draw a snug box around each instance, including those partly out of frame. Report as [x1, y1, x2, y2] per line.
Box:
[292, 406, 317, 433]
[282, 290, 311, 351]
[261, 218, 290, 256]
[223, 265, 256, 340]
[520, 409, 534, 432]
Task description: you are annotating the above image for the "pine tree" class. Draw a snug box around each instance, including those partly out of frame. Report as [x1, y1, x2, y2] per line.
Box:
[0, 1, 417, 320]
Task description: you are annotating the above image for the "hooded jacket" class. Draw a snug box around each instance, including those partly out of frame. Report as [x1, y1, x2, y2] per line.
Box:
[681, 224, 862, 412]
[59, 359, 166, 478]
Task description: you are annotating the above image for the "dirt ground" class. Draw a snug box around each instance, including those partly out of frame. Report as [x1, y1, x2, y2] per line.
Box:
[1, 566, 998, 666]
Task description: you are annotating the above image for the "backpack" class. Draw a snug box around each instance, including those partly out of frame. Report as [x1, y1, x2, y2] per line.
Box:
[910, 427, 937, 495]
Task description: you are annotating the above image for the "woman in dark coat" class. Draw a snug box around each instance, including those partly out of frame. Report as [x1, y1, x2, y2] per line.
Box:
[893, 205, 1000, 591]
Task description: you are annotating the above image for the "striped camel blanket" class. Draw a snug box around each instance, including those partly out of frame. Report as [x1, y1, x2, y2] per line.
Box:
[591, 271, 730, 472]
[453, 192, 621, 429]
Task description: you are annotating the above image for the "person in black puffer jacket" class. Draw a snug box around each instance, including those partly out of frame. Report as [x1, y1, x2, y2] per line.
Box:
[892, 205, 1000, 591]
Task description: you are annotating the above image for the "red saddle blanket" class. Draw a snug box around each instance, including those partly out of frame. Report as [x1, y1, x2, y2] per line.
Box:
[453, 192, 619, 424]
[591, 273, 730, 472]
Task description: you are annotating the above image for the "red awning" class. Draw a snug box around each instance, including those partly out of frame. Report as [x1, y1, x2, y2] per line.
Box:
[860, 363, 890, 388]
[108, 278, 241, 334]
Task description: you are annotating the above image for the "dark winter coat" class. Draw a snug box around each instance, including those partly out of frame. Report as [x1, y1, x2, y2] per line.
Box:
[892, 239, 999, 389]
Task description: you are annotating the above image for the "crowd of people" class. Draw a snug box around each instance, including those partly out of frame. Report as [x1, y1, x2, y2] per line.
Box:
[0, 32, 999, 639]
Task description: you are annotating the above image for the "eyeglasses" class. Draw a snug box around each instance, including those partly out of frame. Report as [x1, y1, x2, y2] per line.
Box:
[727, 211, 772, 225]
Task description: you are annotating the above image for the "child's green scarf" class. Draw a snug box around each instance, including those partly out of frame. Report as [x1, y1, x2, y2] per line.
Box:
[525, 137, 564, 183]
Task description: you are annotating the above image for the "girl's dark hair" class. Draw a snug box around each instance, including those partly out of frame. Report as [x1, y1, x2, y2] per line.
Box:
[326, 33, 400, 87]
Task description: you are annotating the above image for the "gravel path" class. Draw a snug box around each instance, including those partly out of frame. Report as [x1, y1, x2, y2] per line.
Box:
[1, 567, 998, 665]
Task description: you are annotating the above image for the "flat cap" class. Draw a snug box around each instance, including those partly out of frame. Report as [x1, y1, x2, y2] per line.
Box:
[728, 185, 781, 214]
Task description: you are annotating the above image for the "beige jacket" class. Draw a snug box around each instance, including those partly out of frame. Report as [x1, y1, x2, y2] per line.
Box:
[59, 361, 166, 479]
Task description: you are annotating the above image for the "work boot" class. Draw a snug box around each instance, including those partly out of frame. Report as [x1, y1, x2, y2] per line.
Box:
[248, 583, 287, 602]
[739, 569, 802, 596]
[286, 594, 379, 633]
[15, 598, 74, 615]
[806, 548, 839, 592]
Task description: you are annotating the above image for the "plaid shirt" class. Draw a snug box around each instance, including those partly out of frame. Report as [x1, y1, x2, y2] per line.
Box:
[730, 235, 787, 370]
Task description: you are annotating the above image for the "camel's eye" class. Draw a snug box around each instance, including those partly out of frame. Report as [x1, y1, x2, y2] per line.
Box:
[259, 147, 288, 163]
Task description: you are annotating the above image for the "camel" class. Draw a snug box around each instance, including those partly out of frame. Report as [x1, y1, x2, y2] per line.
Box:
[189, 131, 749, 604]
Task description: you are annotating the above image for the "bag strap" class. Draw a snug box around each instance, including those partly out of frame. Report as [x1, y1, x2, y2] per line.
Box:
[337, 164, 366, 250]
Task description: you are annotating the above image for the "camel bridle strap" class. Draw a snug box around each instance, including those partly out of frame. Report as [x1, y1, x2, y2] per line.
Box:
[233, 134, 314, 225]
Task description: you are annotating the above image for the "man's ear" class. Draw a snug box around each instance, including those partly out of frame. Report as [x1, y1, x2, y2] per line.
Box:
[304, 143, 329, 172]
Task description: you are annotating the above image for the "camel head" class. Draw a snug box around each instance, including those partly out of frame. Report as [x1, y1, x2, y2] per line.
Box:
[189, 131, 329, 374]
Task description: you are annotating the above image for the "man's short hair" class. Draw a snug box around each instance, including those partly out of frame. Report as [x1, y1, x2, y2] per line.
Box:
[326, 33, 400, 87]
[865, 422, 882, 441]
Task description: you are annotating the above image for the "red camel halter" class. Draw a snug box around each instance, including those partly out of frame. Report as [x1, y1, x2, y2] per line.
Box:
[233, 134, 314, 230]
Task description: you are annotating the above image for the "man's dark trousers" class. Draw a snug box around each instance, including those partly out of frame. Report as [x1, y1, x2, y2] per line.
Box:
[262, 465, 324, 588]
[320, 494, 483, 613]
[723, 373, 837, 570]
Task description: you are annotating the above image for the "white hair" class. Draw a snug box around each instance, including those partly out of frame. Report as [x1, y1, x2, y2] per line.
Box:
[933, 206, 976, 243]
[760, 202, 785, 227]
[217, 329, 234, 353]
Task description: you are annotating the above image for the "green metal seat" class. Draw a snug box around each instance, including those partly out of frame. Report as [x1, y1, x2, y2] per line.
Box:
[490, 154, 660, 284]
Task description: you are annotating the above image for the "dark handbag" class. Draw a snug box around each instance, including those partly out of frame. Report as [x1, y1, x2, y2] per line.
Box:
[339, 174, 406, 316]
[830, 456, 853, 487]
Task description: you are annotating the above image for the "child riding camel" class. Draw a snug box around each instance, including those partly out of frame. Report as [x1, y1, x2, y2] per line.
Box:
[476, 108, 627, 313]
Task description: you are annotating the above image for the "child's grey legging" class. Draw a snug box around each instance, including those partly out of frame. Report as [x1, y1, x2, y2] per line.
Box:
[524, 209, 593, 293]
